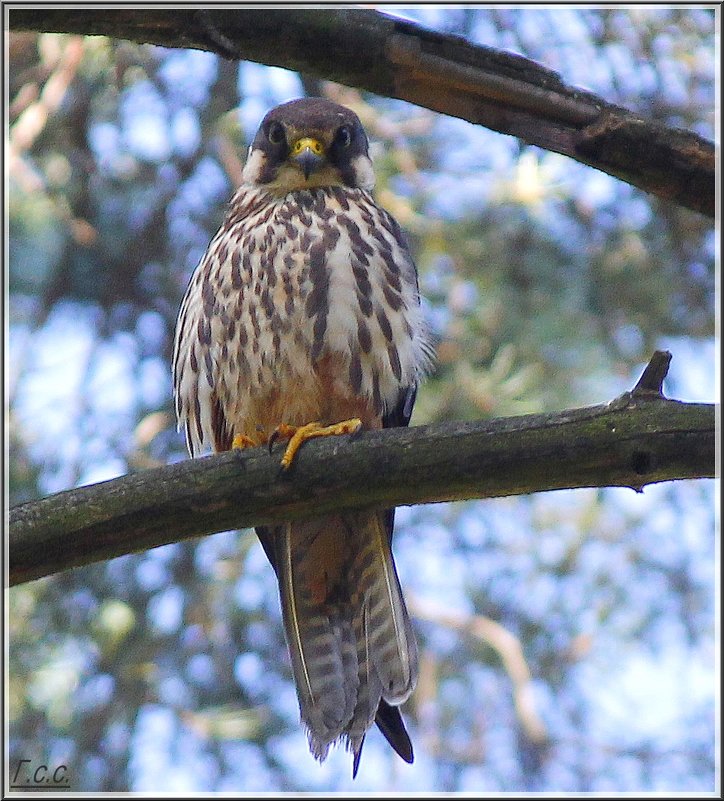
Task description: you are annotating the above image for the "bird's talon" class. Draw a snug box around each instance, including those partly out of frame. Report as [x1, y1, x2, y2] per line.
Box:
[232, 433, 259, 450]
[268, 430, 279, 454]
[279, 422, 322, 469]
[269, 422, 303, 456]
[278, 418, 363, 469]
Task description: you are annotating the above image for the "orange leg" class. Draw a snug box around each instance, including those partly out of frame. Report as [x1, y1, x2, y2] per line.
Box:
[270, 418, 363, 469]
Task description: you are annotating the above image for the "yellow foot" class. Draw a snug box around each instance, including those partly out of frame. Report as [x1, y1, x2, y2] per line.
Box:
[271, 418, 363, 469]
[232, 433, 262, 450]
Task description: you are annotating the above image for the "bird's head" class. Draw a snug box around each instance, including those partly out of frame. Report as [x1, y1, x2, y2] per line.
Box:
[242, 98, 375, 194]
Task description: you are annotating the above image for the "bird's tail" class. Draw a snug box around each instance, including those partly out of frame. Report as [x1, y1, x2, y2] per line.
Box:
[258, 510, 417, 769]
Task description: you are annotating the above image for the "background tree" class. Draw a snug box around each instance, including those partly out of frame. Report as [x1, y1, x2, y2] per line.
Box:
[8, 8, 716, 792]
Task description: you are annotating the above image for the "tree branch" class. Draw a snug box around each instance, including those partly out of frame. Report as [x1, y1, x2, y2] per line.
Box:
[9, 352, 715, 587]
[9, 8, 714, 217]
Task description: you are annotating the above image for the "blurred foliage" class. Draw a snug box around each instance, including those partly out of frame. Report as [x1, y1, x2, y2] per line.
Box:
[8, 8, 716, 793]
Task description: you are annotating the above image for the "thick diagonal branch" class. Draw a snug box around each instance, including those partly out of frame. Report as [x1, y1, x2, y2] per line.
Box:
[9, 353, 715, 586]
[8, 8, 714, 216]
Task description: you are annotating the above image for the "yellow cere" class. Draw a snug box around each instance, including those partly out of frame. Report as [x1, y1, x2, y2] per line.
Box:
[292, 137, 325, 156]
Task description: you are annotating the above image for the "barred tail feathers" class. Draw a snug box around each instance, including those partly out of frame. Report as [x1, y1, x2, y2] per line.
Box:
[275, 518, 358, 761]
[271, 512, 417, 766]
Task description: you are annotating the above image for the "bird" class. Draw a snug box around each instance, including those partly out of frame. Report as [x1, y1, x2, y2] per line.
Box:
[172, 97, 433, 776]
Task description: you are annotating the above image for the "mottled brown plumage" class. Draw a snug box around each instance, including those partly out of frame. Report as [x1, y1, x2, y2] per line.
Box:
[173, 98, 432, 774]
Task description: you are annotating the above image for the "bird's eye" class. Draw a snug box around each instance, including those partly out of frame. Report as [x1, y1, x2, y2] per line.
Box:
[267, 122, 285, 145]
[336, 125, 352, 148]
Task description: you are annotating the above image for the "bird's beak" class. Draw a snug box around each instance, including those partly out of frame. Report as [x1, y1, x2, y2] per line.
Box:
[291, 137, 325, 180]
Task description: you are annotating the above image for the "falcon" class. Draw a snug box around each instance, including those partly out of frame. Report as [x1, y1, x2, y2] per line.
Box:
[172, 97, 432, 775]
